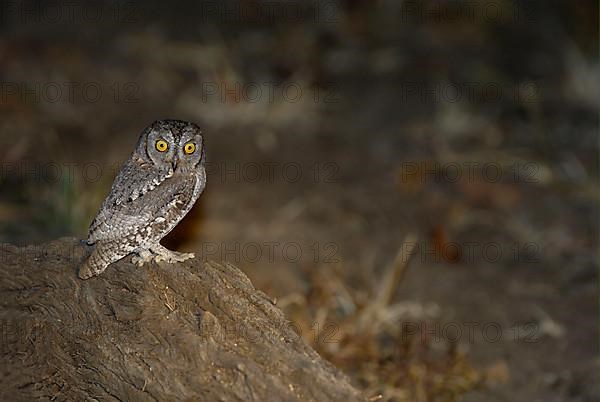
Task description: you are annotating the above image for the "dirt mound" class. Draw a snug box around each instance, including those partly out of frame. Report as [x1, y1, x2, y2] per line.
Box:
[0, 238, 363, 401]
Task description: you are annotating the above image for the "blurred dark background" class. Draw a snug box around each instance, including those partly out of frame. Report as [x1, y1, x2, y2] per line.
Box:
[0, 1, 598, 401]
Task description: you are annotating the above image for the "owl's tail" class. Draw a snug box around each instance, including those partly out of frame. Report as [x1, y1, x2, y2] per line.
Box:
[79, 242, 114, 280]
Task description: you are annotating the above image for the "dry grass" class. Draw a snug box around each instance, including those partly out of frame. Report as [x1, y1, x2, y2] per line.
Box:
[279, 234, 481, 401]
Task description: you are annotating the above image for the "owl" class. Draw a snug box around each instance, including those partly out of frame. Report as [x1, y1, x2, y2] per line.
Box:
[78, 120, 207, 280]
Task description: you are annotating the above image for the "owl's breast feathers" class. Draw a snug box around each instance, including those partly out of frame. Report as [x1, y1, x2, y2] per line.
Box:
[87, 166, 204, 244]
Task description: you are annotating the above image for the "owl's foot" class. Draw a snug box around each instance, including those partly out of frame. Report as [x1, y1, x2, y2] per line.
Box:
[150, 244, 195, 264]
[132, 249, 155, 267]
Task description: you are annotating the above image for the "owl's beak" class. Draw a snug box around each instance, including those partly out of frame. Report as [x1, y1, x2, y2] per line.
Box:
[172, 156, 179, 171]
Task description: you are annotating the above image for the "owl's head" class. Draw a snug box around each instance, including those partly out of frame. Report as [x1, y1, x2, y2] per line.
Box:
[138, 120, 205, 173]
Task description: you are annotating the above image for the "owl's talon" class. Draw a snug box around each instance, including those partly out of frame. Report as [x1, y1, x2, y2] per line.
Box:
[132, 250, 155, 266]
[154, 251, 195, 263]
[150, 245, 195, 264]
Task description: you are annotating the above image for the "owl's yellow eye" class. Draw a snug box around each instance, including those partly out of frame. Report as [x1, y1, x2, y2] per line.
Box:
[155, 140, 168, 152]
[184, 142, 196, 155]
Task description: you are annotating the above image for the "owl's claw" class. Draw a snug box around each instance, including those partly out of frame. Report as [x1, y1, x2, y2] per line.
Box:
[132, 246, 195, 266]
[132, 249, 155, 267]
[150, 244, 195, 264]
[154, 252, 195, 263]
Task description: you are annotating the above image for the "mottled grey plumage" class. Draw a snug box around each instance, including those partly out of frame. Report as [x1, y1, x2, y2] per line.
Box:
[79, 120, 206, 279]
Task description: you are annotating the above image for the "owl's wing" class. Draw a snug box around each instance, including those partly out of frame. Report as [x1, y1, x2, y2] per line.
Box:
[88, 164, 192, 243]
[105, 158, 175, 206]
